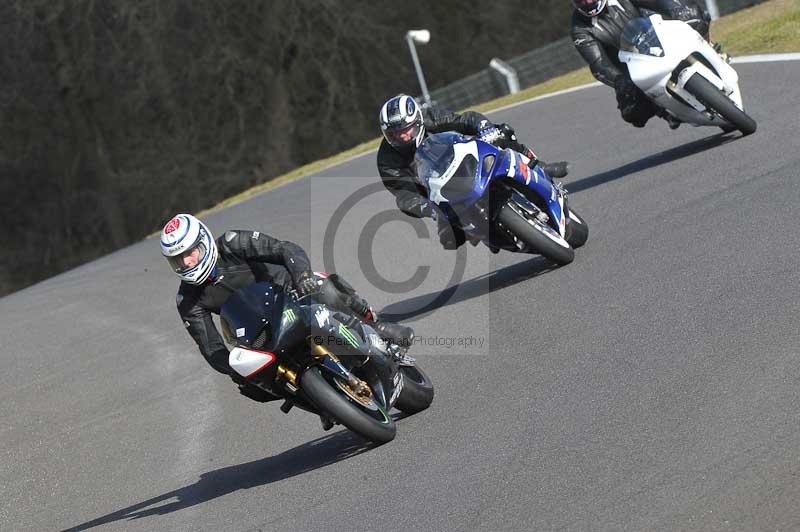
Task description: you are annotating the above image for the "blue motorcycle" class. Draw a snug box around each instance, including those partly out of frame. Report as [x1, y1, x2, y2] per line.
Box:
[414, 132, 588, 264]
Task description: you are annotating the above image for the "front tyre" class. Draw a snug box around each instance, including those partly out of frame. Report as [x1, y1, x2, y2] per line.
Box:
[301, 367, 396, 444]
[684, 74, 756, 136]
[497, 202, 575, 265]
[565, 208, 589, 248]
[394, 366, 434, 414]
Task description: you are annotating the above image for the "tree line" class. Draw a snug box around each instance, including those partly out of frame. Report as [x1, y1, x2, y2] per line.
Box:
[0, 0, 572, 295]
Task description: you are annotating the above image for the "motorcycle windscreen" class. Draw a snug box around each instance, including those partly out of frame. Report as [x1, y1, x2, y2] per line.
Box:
[415, 133, 465, 191]
[620, 17, 664, 57]
[440, 156, 478, 201]
[220, 282, 282, 349]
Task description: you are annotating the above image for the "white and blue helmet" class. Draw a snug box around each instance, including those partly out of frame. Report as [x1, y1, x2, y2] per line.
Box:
[379, 94, 425, 150]
[160, 213, 218, 285]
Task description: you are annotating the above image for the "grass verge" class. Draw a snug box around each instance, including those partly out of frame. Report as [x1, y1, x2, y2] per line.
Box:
[200, 0, 799, 216]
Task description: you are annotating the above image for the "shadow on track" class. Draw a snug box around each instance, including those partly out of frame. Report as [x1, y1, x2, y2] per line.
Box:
[62, 431, 373, 531]
[379, 256, 555, 322]
[567, 132, 736, 193]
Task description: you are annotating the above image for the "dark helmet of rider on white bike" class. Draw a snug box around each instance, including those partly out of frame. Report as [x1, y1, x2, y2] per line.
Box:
[379, 94, 425, 150]
[573, 0, 607, 17]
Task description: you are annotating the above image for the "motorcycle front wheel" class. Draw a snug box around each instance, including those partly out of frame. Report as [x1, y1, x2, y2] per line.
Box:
[684, 74, 757, 136]
[497, 202, 575, 265]
[301, 367, 396, 444]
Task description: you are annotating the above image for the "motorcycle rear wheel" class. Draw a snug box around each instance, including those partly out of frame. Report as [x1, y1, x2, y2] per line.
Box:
[394, 365, 435, 414]
[301, 367, 396, 444]
[497, 202, 575, 265]
[565, 208, 589, 248]
[684, 74, 756, 136]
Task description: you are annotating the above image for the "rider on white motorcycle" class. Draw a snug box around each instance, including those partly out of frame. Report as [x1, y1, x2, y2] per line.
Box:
[571, 0, 715, 128]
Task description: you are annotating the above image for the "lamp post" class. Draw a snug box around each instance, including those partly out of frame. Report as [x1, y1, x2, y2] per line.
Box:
[704, 0, 720, 20]
[405, 29, 432, 107]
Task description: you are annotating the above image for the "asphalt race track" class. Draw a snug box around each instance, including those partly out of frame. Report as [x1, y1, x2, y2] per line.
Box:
[2, 61, 799, 532]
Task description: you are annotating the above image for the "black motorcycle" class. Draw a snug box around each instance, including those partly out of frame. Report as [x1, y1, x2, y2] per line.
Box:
[219, 280, 434, 443]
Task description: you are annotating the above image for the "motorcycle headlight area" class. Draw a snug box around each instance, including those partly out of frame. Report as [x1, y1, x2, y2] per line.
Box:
[220, 317, 271, 349]
[422, 138, 481, 205]
[441, 155, 479, 199]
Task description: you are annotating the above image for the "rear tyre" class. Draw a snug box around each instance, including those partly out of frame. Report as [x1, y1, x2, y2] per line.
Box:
[565, 208, 589, 248]
[301, 367, 396, 444]
[497, 202, 575, 265]
[684, 74, 756, 136]
[394, 366, 435, 414]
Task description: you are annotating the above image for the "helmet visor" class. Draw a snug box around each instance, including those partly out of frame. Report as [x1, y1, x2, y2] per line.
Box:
[384, 123, 423, 147]
[166, 242, 208, 274]
[575, 0, 607, 16]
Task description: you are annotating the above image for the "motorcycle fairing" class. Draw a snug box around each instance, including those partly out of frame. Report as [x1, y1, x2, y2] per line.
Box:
[220, 282, 285, 348]
[308, 310, 400, 413]
[418, 132, 567, 238]
[229, 346, 277, 378]
[618, 15, 744, 125]
[496, 149, 567, 237]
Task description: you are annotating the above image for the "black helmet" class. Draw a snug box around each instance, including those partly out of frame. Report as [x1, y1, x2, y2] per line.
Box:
[379, 94, 425, 150]
[573, 0, 607, 17]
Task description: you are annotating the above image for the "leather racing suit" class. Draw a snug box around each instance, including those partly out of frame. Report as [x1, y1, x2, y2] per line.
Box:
[176, 230, 395, 384]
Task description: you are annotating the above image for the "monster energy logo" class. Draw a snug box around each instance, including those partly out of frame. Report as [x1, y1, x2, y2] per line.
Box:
[283, 309, 297, 323]
[338, 324, 359, 348]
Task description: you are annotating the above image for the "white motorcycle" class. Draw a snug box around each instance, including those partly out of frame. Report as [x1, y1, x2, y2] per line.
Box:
[618, 14, 756, 135]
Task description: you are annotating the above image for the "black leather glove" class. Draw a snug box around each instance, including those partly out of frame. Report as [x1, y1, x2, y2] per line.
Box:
[418, 200, 437, 220]
[296, 270, 320, 298]
[404, 198, 437, 220]
[477, 123, 502, 144]
[497, 123, 517, 142]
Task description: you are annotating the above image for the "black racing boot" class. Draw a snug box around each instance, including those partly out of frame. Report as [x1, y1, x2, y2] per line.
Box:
[655, 108, 681, 129]
[484, 241, 501, 254]
[539, 161, 570, 178]
[319, 415, 334, 431]
[372, 321, 415, 350]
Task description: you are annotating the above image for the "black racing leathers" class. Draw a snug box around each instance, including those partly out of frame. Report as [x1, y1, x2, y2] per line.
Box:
[571, 0, 709, 88]
[176, 230, 312, 375]
[377, 107, 492, 219]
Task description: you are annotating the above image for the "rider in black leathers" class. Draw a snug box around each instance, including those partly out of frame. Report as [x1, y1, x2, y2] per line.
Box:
[377, 94, 570, 250]
[571, 0, 712, 127]
[160, 214, 412, 403]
